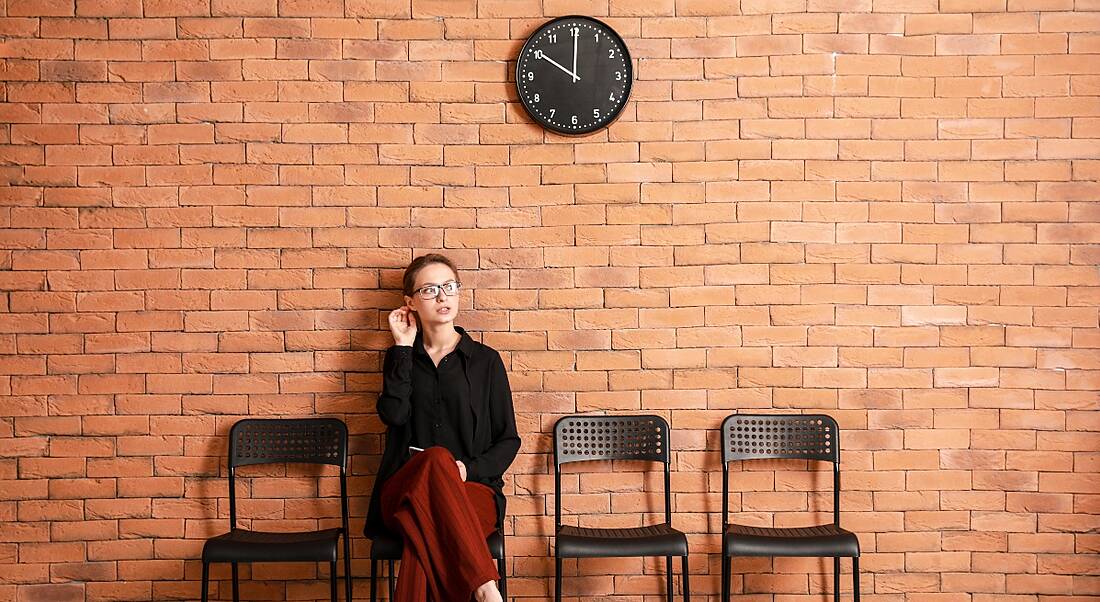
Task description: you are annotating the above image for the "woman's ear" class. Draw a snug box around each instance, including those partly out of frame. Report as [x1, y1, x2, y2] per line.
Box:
[406, 299, 421, 327]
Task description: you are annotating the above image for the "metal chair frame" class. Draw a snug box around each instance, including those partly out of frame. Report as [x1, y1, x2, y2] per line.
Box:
[201, 418, 352, 602]
[720, 414, 859, 602]
[553, 414, 689, 602]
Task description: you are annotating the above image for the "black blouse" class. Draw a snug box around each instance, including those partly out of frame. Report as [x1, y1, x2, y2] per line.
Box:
[364, 325, 521, 537]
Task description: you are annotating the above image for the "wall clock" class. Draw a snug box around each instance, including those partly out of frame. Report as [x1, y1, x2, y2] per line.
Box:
[515, 15, 633, 136]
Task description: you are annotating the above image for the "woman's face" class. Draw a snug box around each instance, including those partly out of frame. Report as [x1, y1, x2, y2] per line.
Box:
[404, 262, 460, 328]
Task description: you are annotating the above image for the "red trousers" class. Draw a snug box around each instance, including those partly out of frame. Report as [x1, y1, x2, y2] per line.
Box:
[381, 446, 499, 602]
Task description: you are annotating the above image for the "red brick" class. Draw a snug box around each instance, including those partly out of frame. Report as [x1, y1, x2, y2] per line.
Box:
[1, 2, 1098, 598]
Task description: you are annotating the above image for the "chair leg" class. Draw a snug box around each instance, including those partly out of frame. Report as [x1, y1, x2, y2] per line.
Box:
[664, 559, 673, 598]
[387, 559, 395, 600]
[833, 557, 841, 602]
[330, 560, 338, 602]
[554, 556, 562, 602]
[721, 556, 730, 602]
[344, 537, 353, 602]
[370, 559, 377, 602]
[231, 562, 240, 602]
[681, 555, 690, 602]
[853, 556, 860, 602]
[498, 541, 507, 602]
[200, 562, 209, 602]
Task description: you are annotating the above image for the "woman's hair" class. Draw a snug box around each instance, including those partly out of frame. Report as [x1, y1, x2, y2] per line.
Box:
[402, 253, 459, 298]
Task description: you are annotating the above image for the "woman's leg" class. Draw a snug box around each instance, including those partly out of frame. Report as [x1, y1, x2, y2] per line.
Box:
[465, 481, 502, 601]
[381, 447, 500, 602]
[463, 480, 498, 537]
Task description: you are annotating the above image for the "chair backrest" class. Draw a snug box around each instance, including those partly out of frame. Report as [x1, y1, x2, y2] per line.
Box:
[229, 418, 347, 469]
[553, 414, 672, 527]
[722, 414, 838, 463]
[226, 418, 349, 530]
[720, 414, 842, 526]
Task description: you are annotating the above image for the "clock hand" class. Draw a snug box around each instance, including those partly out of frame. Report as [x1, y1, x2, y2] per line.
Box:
[539, 53, 580, 81]
[571, 29, 578, 82]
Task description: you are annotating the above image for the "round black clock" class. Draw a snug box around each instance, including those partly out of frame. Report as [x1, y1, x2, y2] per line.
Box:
[516, 16, 632, 136]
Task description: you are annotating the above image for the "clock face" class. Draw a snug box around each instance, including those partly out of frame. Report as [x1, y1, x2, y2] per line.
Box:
[516, 16, 632, 136]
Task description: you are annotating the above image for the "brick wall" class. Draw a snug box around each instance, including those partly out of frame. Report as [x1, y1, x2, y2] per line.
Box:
[2, 0, 1098, 600]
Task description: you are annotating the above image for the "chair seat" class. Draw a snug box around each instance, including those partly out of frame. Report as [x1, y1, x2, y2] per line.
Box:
[725, 523, 859, 558]
[557, 523, 688, 559]
[203, 528, 343, 563]
[370, 529, 504, 560]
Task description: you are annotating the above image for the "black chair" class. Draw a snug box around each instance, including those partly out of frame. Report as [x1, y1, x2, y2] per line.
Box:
[368, 529, 507, 601]
[553, 414, 689, 602]
[720, 414, 859, 602]
[201, 418, 352, 602]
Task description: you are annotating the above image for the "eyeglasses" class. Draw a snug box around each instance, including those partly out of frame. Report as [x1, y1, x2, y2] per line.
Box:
[413, 280, 461, 300]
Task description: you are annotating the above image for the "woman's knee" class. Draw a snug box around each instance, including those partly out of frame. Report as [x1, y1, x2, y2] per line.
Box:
[418, 446, 455, 465]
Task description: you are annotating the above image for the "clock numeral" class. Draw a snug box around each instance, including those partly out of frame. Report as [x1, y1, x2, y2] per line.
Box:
[609, 48, 616, 59]
[549, 33, 557, 43]
[549, 108, 556, 117]
[533, 93, 540, 102]
[609, 92, 616, 101]
[615, 71, 622, 81]
[571, 27, 579, 36]
[527, 71, 534, 81]
[535, 49, 543, 59]
[571, 115, 578, 125]
[593, 108, 601, 119]
[595, 32, 600, 43]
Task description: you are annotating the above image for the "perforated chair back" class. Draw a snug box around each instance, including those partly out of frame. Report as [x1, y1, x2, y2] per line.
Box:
[229, 418, 347, 469]
[554, 414, 669, 465]
[721, 413, 842, 527]
[722, 414, 839, 464]
[553, 414, 673, 527]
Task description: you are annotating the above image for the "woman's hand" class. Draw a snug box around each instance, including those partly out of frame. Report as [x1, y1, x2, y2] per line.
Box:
[388, 306, 417, 346]
[456, 460, 467, 482]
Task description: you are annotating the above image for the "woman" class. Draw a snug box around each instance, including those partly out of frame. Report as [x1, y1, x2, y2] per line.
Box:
[364, 254, 521, 602]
